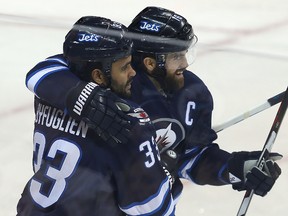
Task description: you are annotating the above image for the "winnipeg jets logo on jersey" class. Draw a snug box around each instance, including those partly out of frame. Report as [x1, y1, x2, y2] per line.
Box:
[153, 118, 185, 153]
[139, 21, 161, 32]
[78, 33, 101, 42]
[155, 123, 176, 151]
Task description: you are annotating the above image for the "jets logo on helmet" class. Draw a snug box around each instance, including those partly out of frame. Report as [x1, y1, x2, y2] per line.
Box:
[78, 33, 101, 42]
[139, 21, 161, 32]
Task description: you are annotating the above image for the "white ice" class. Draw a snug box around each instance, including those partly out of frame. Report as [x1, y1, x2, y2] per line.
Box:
[1, 0, 288, 215]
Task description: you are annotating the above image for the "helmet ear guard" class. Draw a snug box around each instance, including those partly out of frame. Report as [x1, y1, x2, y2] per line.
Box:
[63, 16, 133, 81]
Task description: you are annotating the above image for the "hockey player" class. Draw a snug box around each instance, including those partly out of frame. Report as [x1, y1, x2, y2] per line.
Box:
[24, 6, 281, 208]
[127, 6, 281, 196]
[17, 16, 176, 216]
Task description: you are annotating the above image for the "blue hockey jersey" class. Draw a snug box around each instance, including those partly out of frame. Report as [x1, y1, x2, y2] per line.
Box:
[17, 96, 176, 215]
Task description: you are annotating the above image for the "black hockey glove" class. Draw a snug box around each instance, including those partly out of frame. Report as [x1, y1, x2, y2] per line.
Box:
[160, 149, 179, 185]
[228, 151, 282, 196]
[66, 81, 133, 145]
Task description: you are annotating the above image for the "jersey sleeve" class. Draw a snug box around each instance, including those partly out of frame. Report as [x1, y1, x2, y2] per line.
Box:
[25, 54, 81, 110]
[178, 143, 231, 185]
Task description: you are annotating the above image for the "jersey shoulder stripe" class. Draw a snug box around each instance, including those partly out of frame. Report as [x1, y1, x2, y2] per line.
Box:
[26, 55, 69, 95]
[26, 65, 69, 94]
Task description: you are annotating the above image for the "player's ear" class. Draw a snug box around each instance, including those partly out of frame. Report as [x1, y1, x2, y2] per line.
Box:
[143, 57, 156, 74]
[91, 69, 108, 86]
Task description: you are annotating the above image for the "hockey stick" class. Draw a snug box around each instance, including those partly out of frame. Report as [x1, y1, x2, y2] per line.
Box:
[236, 86, 288, 216]
[213, 91, 285, 133]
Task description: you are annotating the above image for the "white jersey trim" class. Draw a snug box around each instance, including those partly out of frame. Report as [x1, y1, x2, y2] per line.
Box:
[180, 146, 209, 182]
[120, 178, 174, 215]
[45, 57, 68, 66]
[27, 66, 68, 95]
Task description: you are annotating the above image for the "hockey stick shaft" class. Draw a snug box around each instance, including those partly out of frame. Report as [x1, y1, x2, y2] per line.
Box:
[236, 86, 288, 216]
[213, 91, 285, 133]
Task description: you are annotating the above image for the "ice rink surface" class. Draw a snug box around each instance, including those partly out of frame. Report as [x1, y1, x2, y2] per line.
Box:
[0, 0, 288, 215]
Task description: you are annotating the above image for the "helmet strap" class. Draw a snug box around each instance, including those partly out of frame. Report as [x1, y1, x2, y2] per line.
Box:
[101, 60, 112, 87]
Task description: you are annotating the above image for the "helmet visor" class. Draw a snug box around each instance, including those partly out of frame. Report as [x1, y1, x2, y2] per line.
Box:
[164, 35, 198, 70]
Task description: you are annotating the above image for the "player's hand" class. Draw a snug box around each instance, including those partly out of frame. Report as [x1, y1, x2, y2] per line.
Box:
[228, 151, 282, 196]
[66, 81, 133, 145]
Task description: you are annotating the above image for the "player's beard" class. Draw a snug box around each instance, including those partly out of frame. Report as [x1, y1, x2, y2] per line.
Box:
[164, 68, 185, 93]
[111, 78, 133, 98]
[149, 67, 184, 94]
